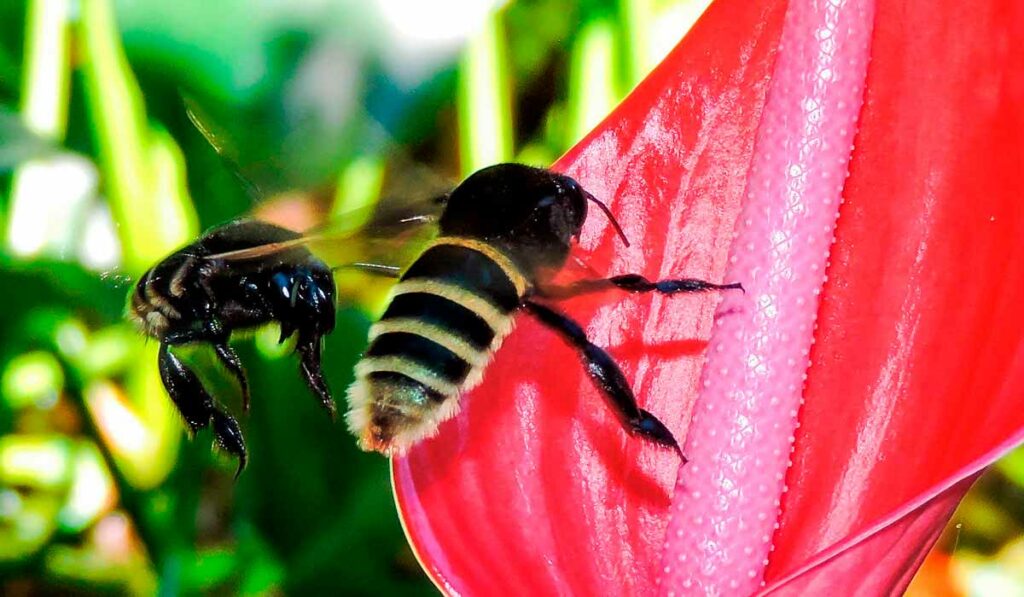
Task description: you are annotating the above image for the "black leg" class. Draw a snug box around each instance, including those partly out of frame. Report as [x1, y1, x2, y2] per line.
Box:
[164, 322, 250, 415]
[296, 336, 336, 418]
[211, 410, 247, 480]
[158, 343, 247, 477]
[212, 342, 250, 412]
[539, 274, 743, 300]
[523, 300, 682, 457]
[162, 318, 225, 346]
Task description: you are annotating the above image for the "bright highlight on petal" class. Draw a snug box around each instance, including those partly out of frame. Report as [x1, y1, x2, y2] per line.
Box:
[394, 0, 789, 592]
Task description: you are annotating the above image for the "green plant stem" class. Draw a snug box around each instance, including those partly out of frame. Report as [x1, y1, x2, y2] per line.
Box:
[457, 9, 513, 176]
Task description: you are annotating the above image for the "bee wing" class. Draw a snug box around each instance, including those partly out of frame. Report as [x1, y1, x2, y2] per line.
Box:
[203, 190, 445, 271]
[186, 92, 453, 302]
[305, 200, 445, 273]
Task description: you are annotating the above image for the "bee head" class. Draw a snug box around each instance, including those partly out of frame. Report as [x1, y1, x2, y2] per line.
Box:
[267, 266, 337, 343]
[439, 164, 592, 270]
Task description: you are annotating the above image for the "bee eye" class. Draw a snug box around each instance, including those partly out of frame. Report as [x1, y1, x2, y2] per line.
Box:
[537, 196, 556, 208]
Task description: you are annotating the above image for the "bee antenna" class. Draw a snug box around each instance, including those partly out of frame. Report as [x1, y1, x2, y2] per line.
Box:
[584, 192, 631, 247]
[333, 263, 402, 278]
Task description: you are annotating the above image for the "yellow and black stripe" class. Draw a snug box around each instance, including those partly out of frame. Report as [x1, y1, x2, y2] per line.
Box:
[363, 236, 527, 399]
[347, 236, 530, 450]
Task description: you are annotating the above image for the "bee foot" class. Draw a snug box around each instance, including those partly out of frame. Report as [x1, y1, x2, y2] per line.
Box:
[297, 338, 336, 418]
[633, 409, 684, 460]
[158, 343, 248, 476]
[158, 343, 216, 433]
[210, 409, 247, 478]
[278, 322, 294, 344]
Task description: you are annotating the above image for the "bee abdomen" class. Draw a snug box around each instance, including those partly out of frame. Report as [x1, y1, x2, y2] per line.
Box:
[382, 292, 495, 349]
[365, 330, 473, 385]
[347, 286, 511, 452]
[129, 258, 190, 338]
[345, 236, 526, 454]
[401, 238, 528, 310]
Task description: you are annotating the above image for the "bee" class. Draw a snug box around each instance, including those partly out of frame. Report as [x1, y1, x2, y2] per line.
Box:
[130, 163, 740, 473]
[128, 198, 441, 476]
[128, 220, 331, 474]
[344, 163, 742, 456]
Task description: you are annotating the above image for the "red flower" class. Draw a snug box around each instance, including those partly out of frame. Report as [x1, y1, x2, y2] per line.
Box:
[392, 0, 1024, 594]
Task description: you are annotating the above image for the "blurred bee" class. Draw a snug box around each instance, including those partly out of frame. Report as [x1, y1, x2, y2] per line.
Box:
[128, 192, 443, 476]
[130, 162, 740, 473]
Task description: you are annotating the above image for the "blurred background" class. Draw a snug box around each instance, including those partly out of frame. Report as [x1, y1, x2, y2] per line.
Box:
[0, 0, 1019, 594]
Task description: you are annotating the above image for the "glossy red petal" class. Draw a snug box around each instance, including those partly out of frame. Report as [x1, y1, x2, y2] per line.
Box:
[660, 0, 875, 591]
[394, 1, 787, 593]
[393, 0, 1024, 594]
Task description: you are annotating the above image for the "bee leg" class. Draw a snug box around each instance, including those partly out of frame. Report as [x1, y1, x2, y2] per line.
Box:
[161, 318, 226, 345]
[163, 323, 249, 412]
[538, 275, 743, 300]
[607, 275, 743, 295]
[212, 342, 251, 412]
[296, 336, 336, 418]
[523, 300, 682, 458]
[211, 410, 247, 480]
[158, 343, 247, 475]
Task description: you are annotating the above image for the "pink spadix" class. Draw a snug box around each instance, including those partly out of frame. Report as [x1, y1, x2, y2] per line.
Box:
[658, 0, 876, 594]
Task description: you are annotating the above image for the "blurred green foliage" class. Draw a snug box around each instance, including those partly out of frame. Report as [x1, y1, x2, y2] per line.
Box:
[2, 0, 1019, 595]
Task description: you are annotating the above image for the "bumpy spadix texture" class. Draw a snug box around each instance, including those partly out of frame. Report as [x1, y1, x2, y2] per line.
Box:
[392, 0, 1024, 595]
[659, 1, 874, 593]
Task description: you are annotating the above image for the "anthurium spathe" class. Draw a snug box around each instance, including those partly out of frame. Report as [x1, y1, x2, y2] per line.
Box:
[392, 0, 1024, 595]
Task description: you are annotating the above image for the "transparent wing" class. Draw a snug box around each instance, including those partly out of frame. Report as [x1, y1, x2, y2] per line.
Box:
[193, 193, 443, 317]
[202, 190, 446, 270]
[186, 88, 453, 270]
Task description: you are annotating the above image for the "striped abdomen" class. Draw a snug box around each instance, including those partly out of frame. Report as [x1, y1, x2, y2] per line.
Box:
[345, 236, 529, 454]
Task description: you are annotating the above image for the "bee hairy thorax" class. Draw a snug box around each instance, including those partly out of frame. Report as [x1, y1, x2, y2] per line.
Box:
[345, 235, 531, 454]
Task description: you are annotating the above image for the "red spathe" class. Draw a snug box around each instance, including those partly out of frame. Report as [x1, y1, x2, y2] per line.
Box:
[392, 0, 1024, 594]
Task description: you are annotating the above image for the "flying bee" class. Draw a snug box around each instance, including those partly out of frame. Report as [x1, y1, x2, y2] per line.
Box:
[129, 221, 330, 474]
[128, 193, 443, 476]
[130, 162, 740, 473]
